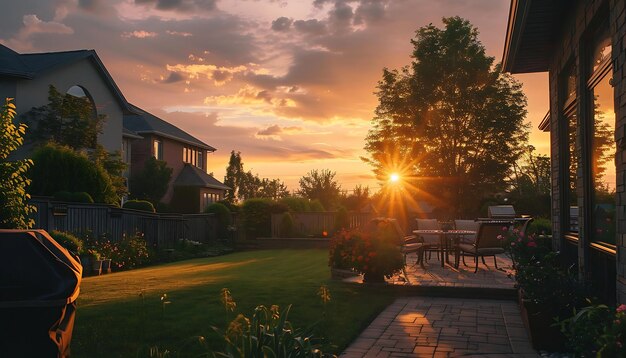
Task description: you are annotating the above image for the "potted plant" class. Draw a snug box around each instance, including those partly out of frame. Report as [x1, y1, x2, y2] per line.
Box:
[329, 218, 404, 283]
[89, 249, 103, 276]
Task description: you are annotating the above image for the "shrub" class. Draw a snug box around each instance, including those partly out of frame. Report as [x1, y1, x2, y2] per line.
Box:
[205, 202, 232, 239]
[269, 201, 289, 214]
[30, 142, 118, 204]
[279, 212, 296, 238]
[53, 191, 94, 203]
[242, 198, 273, 239]
[217, 200, 240, 213]
[53, 191, 73, 202]
[329, 218, 404, 281]
[97, 233, 151, 270]
[123, 200, 156, 213]
[49, 230, 83, 254]
[130, 157, 172, 205]
[527, 217, 552, 236]
[309, 199, 325, 212]
[280, 196, 310, 212]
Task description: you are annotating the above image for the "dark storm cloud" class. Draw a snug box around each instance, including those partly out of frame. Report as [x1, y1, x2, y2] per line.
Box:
[161, 71, 184, 83]
[271, 16, 292, 31]
[293, 19, 326, 35]
[134, 0, 217, 12]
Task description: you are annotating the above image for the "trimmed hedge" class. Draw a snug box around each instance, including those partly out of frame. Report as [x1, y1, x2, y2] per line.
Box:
[123, 200, 156, 213]
[204, 203, 232, 239]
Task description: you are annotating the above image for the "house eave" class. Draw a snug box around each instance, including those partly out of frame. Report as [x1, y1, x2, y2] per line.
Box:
[136, 130, 216, 151]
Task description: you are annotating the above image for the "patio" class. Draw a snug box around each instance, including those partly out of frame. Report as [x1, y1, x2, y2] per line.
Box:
[344, 253, 516, 291]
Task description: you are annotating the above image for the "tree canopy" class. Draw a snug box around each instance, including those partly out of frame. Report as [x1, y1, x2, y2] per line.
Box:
[130, 157, 173, 205]
[296, 169, 341, 210]
[364, 17, 529, 217]
[223, 151, 289, 202]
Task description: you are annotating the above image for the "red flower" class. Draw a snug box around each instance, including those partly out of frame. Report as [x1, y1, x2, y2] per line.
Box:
[527, 241, 537, 248]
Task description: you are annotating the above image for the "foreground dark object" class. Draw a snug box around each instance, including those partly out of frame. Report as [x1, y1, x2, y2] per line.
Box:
[0, 229, 82, 357]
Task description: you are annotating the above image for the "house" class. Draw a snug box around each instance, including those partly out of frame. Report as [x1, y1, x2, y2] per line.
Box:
[503, 0, 624, 304]
[0, 44, 228, 212]
[124, 105, 230, 212]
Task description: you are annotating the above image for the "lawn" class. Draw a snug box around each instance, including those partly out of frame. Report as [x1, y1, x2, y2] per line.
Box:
[71, 249, 396, 357]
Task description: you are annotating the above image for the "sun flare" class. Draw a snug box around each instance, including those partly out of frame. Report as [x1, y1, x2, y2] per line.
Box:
[390, 173, 400, 182]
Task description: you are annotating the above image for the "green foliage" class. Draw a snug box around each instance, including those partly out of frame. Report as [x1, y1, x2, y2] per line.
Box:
[557, 303, 615, 357]
[26, 85, 104, 150]
[50, 230, 84, 254]
[329, 218, 404, 279]
[241, 198, 273, 239]
[297, 169, 341, 210]
[224, 151, 290, 202]
[508, 146, 551, 217]
[205, 203, 232, 239]
[364, 17, 529, 217]
[123, 200, 156, 213]
[96, 233, 151, 270]
[280, 196, 311, 212]
[130, 157, 173, 205]
[309, 200, 325, 212]
[210, 303, 323, 357]
[0, 98, 36, 229]
[340, 185, 370, 211]
[217, 200, 240, 213]
[527, 217, 552, 236]
[279, 212, 296, 238]
[334, 207, 349, 231]
[90, 146, 128, 200]
[30, 142, 118, 204]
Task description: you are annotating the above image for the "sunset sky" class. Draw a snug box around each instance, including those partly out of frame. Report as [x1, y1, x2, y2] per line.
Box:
[1, 0, 550, 192]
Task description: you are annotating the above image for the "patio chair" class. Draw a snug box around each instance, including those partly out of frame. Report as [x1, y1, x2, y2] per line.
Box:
[457, 221, 510, 273]
[415, 219, 442, 265]
[454, 219, 479, 244]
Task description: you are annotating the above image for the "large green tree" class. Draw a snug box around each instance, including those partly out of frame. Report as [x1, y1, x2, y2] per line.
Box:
[224, 151, 289, 202]
[364, 17, 529, 217]
[130, 157, 173, 205]
[296, 169, 341, 210]
[0, 99, 36, 228]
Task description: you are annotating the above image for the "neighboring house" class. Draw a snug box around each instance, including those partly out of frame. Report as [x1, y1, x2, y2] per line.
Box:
[502, 0, 624, 304]
[0, 44, 228, 212]
[124, 105, 230, 212]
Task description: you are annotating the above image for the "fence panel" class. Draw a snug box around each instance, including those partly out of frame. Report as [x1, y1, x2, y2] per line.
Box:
[28, 197, 215, 248]
[271, 212, 372, 238]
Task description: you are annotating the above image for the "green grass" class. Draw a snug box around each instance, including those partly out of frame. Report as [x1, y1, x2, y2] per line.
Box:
[72, 249, 395, 357]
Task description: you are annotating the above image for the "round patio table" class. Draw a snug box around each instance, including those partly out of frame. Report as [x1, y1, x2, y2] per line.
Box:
[412, 229, 476, 268]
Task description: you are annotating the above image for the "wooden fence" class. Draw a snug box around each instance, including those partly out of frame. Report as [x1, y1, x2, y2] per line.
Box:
[30, 197, 218, 248]
[270, 212, 372, 238]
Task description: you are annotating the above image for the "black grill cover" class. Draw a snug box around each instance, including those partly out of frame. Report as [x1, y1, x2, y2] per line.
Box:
[0, 229, 82, 357]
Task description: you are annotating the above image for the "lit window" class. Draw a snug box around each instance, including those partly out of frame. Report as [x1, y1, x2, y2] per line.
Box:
[153, 139, 163, 160]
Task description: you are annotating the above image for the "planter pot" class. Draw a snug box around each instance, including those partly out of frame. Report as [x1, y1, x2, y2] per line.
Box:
[79, 254, 91, 277]
[330, 267, 359, 280]
[363, 272, 386, 283]
[92, 259, 103, 276]
[101, 259, 112, 274]
[518, 290, 566, 351]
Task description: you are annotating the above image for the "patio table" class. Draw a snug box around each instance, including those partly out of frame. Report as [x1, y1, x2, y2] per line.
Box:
[412, 229, 476, 268]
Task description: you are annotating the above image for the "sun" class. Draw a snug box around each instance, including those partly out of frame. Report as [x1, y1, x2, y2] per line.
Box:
[389, 173, 400, 183]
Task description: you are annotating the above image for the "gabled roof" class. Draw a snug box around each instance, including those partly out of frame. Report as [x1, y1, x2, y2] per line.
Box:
[0, 45, 131, 112]
[0, 45, 33, 78]
[124, 104, 215, 151]
[502, 0, 566, 74]
[173, 163, 230, 190]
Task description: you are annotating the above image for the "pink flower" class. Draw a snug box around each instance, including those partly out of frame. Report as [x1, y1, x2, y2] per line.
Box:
[616, 304, 626, 313]
[527, 242, 537, 248]
[502, 226, 508, 231]
[497, 235, 504, 240]
[510, 242, 516, 246]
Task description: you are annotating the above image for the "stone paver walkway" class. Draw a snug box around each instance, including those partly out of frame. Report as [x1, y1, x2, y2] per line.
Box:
[342, 297, 537, 357]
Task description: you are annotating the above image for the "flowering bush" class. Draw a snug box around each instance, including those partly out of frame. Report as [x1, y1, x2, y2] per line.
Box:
[92, 232, 151, 270]
[329, 218, 404, 280]
[501, 225, 586, 311]
[558, 303, 626, 357]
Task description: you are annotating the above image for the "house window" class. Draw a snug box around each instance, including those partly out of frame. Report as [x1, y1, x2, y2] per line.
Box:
[202, 192, 220, 210]
[587, 21, 615, 246]
[561, 62, 579, 234]
[197, 151, 203, 170]
[153, 139, 163, 160]
[183, 146, 203, 169]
